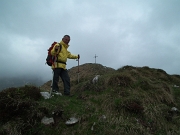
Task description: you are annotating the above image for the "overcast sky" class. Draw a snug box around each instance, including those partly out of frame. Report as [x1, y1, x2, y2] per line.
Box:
[0, 0, 180, 82]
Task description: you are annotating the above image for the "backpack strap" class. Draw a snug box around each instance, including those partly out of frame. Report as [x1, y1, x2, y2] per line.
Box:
[56, 44, 62, 68]
[56, 60, 67, 65]
[59, 43, 62, 51]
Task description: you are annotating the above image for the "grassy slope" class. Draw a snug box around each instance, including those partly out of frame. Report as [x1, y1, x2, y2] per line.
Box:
[0, 64, 180, 135]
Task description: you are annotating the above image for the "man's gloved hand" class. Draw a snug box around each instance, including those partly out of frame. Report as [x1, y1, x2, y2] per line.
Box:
[78, 54, 80, 59]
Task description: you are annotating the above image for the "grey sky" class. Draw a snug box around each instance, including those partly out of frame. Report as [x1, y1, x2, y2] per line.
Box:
[0, 0, 180, 82]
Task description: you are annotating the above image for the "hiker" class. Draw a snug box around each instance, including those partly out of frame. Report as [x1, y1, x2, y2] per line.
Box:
[51, 35, 80, 96]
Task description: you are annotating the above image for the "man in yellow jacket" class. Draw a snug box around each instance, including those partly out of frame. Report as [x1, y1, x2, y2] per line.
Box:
[51, 35, 80, 96]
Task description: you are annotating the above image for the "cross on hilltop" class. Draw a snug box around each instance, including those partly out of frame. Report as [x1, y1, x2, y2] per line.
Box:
[94, 54, 98, 64]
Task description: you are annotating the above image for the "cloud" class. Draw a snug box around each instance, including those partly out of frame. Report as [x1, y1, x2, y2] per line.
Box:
[0, 0, 180, 84]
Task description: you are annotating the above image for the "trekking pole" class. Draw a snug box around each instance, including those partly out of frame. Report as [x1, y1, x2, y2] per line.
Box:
[77, 56, 80, 83]
[50, 70, 53, 96]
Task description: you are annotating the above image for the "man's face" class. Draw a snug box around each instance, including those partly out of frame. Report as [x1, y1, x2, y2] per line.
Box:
[62, 36, 70, 44]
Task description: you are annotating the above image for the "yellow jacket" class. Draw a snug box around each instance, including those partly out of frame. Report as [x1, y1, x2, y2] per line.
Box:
[51, 40, 78, 69]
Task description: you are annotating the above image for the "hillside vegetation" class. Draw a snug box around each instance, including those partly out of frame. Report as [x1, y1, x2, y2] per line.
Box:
[0, 63, 180, 135]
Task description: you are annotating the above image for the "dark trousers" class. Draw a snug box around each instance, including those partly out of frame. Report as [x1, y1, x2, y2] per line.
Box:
[52, 68, 70, 95]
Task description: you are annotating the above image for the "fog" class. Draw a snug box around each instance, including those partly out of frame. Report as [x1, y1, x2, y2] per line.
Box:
[0, 0, 180, 87]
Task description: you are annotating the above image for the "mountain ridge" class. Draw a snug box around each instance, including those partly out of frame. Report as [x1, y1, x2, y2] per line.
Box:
[0, 63, 180, 134]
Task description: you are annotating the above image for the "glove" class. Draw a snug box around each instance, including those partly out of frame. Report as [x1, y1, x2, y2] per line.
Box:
[78, 54, 80, 59]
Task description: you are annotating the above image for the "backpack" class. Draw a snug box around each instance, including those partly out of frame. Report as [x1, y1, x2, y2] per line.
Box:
[46, 42, 61, 66]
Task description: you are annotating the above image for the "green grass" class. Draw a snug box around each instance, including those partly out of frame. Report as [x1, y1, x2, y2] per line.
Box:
[1, 65, 180, 135]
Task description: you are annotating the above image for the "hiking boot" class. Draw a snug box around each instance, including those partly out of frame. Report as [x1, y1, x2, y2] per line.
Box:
[52, 90, 62, 96]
